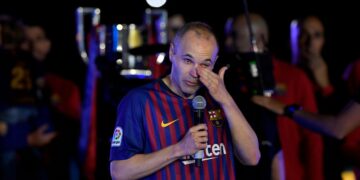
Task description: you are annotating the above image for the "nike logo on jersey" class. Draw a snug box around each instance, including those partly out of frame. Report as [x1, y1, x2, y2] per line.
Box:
[161, 119, 179, 128]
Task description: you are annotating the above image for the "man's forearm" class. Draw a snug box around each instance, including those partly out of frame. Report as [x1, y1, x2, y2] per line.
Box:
[293, 110, 337, 138]
[110, 143, 183, 180]
[293, 101, 360, 139]
[221, 98, 260, 165]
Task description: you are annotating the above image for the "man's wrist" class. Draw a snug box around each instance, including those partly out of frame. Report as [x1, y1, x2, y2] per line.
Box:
[283, 104, 302, 118]
[171, 143, 186, 159]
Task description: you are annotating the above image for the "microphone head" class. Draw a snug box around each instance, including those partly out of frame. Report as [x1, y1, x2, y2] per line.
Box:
[192, 95, 206, 110]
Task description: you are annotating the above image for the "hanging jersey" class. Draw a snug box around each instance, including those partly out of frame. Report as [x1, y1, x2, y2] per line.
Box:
[0, 49, 37, 107]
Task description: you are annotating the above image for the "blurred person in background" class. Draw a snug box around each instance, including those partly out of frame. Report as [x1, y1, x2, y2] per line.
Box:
[0, 14, 56, 180]
[21, 21, 82, 180]
[292, 15, 358, 180]
[220, 13, 324, 180]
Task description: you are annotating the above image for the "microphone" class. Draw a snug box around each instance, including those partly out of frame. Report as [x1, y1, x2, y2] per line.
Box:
[192, 95, 206, 167]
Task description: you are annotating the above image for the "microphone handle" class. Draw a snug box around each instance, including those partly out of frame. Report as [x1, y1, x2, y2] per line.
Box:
[194, 150, 204, 167]
[195, 110, 204, 124]
[194, 109, 204, 167]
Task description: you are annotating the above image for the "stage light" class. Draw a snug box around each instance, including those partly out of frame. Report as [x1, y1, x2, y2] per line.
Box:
[146, 0, 167, 8]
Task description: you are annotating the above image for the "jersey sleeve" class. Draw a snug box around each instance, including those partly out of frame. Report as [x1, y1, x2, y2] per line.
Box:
[109, 90, 146, 161]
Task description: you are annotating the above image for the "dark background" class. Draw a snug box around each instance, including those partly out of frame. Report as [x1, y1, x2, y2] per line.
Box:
[1, 0, 359, 83]
[1, 1, 358, 179]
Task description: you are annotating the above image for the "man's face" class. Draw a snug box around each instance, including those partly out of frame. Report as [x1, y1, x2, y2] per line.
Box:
[24, 26, 51, 61]
[300, 18, 324, 56]
[233, 21, 268, 53]
[169, 30, 218, 98]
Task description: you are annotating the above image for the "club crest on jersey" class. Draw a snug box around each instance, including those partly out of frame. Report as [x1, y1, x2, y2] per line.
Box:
[111, 127, 123, 147]
[208, 109, 224, 127]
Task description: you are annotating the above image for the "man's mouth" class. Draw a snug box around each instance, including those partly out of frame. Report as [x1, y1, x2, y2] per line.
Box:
[185, 80, 199, 87]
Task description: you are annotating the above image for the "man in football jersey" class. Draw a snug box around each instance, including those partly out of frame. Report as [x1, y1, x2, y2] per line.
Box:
[110, 22, 260, 179]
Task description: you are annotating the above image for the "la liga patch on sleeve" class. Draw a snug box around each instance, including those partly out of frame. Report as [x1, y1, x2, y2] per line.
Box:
[111, 126, 123, 147]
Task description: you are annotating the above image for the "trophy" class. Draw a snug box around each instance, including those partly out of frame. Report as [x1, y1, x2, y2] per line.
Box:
[75, 7, 101, 64]
[75, 7, 169, 79]
[141, 8, 169, 79]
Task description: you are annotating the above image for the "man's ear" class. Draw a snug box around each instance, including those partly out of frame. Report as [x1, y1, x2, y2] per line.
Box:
[169, 43, 175, 63]
[211, 55, 219, 69]
[213, 55, 219, 63]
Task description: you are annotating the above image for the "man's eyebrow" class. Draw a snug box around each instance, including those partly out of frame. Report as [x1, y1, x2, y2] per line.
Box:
[181, 54, 212, 63]
[203, 59, 212, 63]
[182, 53, 193, 59]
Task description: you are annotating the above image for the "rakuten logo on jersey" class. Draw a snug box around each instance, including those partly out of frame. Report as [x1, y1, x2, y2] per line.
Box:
[181, 143, 227, 165]
[205, 143, 227, 157]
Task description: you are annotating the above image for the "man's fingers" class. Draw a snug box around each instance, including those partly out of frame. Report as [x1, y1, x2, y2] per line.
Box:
[194, 130, 208, 138]
[38, 124, 49, 132]
[252, 95, 268, 106]
[196, 142, 208, 149]
[218, 65, 229, 80]
[252, 95, 286, 115]
[190, 124, 207, 132]
[45, 132, 57, 141]
[198, 137, 208, 143]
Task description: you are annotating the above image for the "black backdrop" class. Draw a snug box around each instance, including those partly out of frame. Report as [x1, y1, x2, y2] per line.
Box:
[1, 1, 359, 179]
[1, 0, 359, 84]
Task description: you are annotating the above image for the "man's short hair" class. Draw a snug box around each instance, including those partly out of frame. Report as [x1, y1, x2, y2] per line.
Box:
[172, 21, 218, 48]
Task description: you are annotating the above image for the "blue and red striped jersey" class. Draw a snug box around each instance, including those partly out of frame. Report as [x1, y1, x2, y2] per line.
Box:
[110, 79, 236, 180]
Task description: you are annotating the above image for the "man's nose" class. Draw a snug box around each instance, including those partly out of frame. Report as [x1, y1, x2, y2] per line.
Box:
[190, 65, 199, 78]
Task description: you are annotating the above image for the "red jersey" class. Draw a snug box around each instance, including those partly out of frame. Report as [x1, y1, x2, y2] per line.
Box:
[273, 58, 324, 180]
